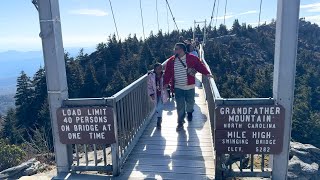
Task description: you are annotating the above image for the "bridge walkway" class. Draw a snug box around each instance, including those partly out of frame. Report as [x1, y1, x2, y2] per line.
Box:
[117, 74, 215, 180]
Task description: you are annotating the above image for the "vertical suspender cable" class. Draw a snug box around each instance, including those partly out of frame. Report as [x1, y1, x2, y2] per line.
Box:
[258, 0, 263, 27]
[209, 0, 217, 28]
[156, 0, 160, 32]
[139, 0, 155, 58]
[215, 0, 220, 27]
[166, 3, 170, 33]
[139, 0, 146, 40]
[108, 0, 120, 40]
[223, 0, 228, 25]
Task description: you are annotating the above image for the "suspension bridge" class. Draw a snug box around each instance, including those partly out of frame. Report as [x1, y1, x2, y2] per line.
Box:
[26, 0, 300, 179]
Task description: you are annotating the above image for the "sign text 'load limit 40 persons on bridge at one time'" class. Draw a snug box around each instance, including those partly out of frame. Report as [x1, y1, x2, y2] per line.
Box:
[215, 105, 285, 154]
[56, 106, 116, 144]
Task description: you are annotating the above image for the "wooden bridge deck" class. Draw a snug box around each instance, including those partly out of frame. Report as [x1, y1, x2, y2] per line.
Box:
[117, 74, 215, 180]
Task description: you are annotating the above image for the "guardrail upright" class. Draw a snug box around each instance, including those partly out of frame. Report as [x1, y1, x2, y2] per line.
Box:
[200, 45, 275, 179]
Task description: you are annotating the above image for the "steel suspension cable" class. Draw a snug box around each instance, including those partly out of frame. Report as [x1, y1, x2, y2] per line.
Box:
[165, 0, 179, 31]
[138, 0, 156, 59]
[166, 3, 170, 33]
[108, 0, 120, 40]
[209, 0, 217, 28]
[258, 0, 263, 27]
[223, 0, 228, 25]
[139, 0, 146, 40]
[156, 0, 160, 32]
[214, 0, 220, 27]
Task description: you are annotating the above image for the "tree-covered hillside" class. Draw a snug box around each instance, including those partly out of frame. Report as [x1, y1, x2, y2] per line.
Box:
[204, 19, 320, 147]
[0, 19, 319, 156]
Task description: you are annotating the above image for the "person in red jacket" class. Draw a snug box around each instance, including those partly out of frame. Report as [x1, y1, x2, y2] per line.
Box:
[163, 43, 213, 131]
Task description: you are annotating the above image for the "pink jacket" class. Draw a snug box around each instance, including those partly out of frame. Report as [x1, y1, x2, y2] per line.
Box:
[147, 72, 169, 103]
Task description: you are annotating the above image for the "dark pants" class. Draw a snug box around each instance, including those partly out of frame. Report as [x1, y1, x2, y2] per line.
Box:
[175, 88, 195, 124]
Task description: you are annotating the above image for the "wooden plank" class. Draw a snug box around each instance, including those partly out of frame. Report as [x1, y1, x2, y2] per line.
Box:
[119, 85, 215, 179]
[131, 149, 214, 157]
[142, 130, 212, 136]
[144, 123, 211, 128]
[122, 163, 215, 175]
[147, 124, 211, 129]
[146, 123, 211, 128]
[118, 171, 215, 180]
[124, 158, 215, 169]
[141, 133, 213, 140]
[149, 120, 209, 124]
[119, 109, 155, 166]
[146, 125, 211, 130]
[140, 136, 211, 143]
[149, 118, 209, 123]
[136, 140, 213, 147]
[127, 154, 213, 161]
[133, 144, 214, 152]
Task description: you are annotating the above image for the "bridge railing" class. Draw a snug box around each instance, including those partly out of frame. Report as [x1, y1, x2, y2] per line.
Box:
[63, 72, 156, 175]
[111, 73, 156, 174]
[199, 45, 273, 179]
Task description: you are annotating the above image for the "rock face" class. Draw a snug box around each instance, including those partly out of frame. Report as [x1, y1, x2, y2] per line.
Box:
[0, 158, 47, 179]
[288, 142, 320, 180]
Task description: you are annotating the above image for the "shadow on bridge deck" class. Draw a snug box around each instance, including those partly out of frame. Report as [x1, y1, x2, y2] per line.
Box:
[116, 74, 215, 180]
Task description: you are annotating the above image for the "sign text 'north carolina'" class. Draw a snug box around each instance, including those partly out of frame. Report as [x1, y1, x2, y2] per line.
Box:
[215, 105, 285, 154]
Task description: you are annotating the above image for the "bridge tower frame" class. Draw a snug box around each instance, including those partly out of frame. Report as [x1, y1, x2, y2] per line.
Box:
[33, 0, 300, 179]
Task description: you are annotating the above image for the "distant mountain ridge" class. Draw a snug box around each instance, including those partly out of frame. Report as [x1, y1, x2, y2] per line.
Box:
[0, 47, 95, 95]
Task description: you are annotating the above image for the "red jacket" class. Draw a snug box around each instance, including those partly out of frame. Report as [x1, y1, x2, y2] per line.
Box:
[163, 53, 210, 87]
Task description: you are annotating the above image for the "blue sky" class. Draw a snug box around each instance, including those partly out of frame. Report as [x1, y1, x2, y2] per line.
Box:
[0, 0, 319, 52]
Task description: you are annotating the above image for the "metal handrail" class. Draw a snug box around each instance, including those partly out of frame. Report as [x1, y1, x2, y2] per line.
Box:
[63, 71, 157, 175]
[113, 59, 170, 102]
[199, 44, 221, 99]
[199, 45, 273, 179]
[111, 58, 171, 174]
[112, 74, 148, 102]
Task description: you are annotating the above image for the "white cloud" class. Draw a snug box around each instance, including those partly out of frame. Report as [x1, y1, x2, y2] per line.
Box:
[215, 10, 257, 20]
[308, 7, 320, 12]
[216, 15, 234, 20]
[301, 3, 320, 9]
[301, 3, 320, 12]
[238, 10, 258, 16]
[69, 9, 108, 16]
[304, 15, 320, 24]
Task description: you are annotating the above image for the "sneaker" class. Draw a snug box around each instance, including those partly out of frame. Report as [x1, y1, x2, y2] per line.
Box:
[187, 112, 193, 122]
[177, 117, 185, 124]
[176, 123, 184, 131]
[157, 117, 162, 130]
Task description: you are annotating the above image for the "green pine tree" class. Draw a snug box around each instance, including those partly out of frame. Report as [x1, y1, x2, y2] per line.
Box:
[14, 71, 35, 137]
[1, 108, 21, 144]
[81, 63, 100, 98]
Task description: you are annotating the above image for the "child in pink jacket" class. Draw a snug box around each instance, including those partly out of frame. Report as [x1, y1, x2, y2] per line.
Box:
[147, 63, 169, 130]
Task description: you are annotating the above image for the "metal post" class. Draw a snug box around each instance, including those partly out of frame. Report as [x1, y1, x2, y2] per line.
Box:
[36, 0, 71, 176]
[203, 19, 207, 46]
[193, 20, 196, 41]
[110, 98, 120, 176]
[272, 0, 300, 179]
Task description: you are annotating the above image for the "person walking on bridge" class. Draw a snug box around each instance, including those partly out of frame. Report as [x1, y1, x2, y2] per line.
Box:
[148, 63, 169, 130]
[163, 43, 213, 131]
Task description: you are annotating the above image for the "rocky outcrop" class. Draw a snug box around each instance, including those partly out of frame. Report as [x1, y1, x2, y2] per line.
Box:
[0, 158, 47, 179]
[288, 142, 320, 180]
